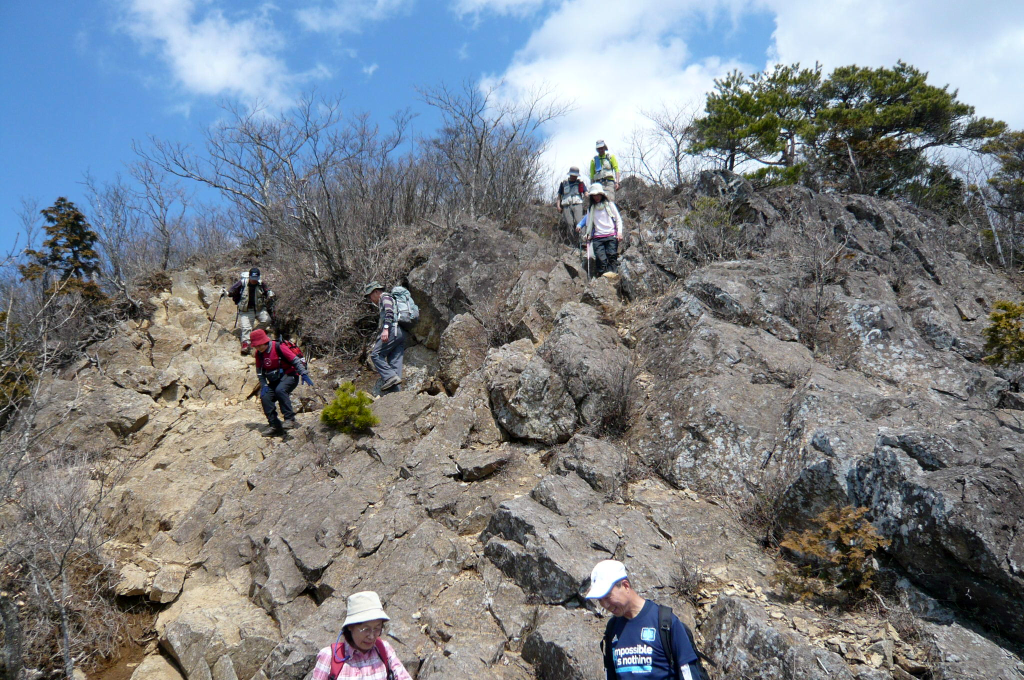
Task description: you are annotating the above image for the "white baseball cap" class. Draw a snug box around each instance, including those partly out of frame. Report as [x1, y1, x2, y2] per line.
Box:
[584, 559, 628, 599]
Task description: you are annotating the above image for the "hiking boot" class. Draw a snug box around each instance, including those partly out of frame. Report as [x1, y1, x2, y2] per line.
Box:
[240, 341, 251, 356]
[602, 271, 620, 280]
[282, 418, 298, 430]
[381, 375, 402, 391]
[261, 423, 284, 436]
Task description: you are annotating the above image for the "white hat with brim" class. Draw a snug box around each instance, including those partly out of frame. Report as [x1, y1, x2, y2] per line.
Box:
[342, 591, 391, 629]
[589, 184, 606, 196]
[584, 559, 628, 599]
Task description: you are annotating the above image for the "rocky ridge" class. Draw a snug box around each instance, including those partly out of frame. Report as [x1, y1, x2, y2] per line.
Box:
[36, 182, 1024, 680]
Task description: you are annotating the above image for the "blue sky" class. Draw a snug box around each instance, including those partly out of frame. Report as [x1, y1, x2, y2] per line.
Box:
[3, 0, 1024, 255]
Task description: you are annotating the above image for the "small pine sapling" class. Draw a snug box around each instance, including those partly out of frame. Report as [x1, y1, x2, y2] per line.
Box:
[320, 382, 379, 434]
[982, 300, 1024, 366]
[776, 505, 889, 603]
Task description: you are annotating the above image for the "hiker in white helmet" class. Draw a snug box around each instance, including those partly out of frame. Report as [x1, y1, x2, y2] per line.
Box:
[589, 140, 621, 202]
[310, 591, 413, 680]
[577, 183, 624, 278]
[556, 166, 588, 243]
[586, 560, 709, 680]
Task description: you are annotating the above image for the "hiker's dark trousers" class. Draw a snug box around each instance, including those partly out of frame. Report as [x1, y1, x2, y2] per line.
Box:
[592, 236, 619, 275]
[261, 373, 298, 426]
[371, 326, 405, 394]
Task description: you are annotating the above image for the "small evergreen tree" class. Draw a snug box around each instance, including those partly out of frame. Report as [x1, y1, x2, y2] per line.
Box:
[19, 198, 105, 302]
[983, 300, 1024, 366]
[777, 505, 889, 602]
[321, 382, 379, 434]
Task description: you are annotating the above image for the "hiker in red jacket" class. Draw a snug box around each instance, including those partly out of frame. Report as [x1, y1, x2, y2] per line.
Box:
[310, 591, 413, 680]
[250, 329, 311, 436]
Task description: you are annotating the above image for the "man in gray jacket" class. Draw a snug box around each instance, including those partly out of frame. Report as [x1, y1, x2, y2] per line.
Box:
[364, 282, 404, 394]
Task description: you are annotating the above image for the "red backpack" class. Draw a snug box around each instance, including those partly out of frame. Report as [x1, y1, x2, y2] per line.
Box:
[328, 637, 395, 680]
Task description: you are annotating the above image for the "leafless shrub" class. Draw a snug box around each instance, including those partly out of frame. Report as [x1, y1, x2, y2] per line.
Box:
[0, 392, 134, 677]
[781, 228, 851, 353]
[675, 557, 714, 604]
[592, 349, 645, 437]
[686, 196, 747, 264]
[625, 103, 710, 189]
[419, 80, 571, 224]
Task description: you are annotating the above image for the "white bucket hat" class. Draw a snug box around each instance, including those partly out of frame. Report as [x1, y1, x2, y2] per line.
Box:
[589, 183, 606, 197]
[342, 591, 391, 629]
[585, 559, 628, 599]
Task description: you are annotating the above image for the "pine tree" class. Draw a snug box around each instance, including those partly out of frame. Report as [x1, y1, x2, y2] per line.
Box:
[808, 61, 1005, 195]
[983, 130, 1024, 217]
[19, 198, 105, 302]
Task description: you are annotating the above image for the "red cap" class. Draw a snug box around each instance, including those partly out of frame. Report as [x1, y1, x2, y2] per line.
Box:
[249, 329, 270, 346]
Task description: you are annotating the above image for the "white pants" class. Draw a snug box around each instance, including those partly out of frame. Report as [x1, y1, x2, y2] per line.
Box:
[238, 309, 271, 345]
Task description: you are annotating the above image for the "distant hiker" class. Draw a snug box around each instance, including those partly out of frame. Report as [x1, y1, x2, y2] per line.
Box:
[576, 184, 623, 278]
[228, 266, 275, 355]
[311, 591, 413, 680]
[250, 329, 312, 435]
[586, 560, 709, 680]
[556, 166, 588, 242]
[364, 282, 405, 394]
[590, 140, 621, 201]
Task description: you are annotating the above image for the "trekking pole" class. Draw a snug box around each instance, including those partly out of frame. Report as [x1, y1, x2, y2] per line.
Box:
[233, 309, 239, 330]
[205, 292, 225, 342]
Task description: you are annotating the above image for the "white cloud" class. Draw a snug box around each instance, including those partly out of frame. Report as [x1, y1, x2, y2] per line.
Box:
[120, 0, 313, 106]
[457, 42, 470, 60]
[452, 0, 547, 17]
[763, 0, 1024, 127]
[484, 0, 1024, 187]
[363, 62, 379, 76]
[297, 0, 414, 32]
[485, 0, 752, 181]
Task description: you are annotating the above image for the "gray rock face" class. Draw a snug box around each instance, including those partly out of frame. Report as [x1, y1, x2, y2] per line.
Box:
[437, 312, 490, 393]
[705, 596, 855, 679]
[485, 341, 576, 445]
[625, 183, 1024, 644]
[538, 302, 631, 427]
[554, 435, 628, 498]
[406, 223, 560, 349]
[521, 607, 604, 680]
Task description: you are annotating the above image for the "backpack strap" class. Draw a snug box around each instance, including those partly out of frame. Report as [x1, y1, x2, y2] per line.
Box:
[658, 605, 681, 680]
[328, 637, 348, 680]
[601, 617, 616, 680]
[374, 638, 395, 680]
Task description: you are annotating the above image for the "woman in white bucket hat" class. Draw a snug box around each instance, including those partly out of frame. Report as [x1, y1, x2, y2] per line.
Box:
[310, 591, 413, 680]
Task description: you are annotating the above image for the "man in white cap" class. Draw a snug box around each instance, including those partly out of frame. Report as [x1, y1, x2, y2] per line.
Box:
[556, 166, 588, 242]
[586, 559, 707, 680]
[310, 591, 413, 680]
[589, 140, 621, 201]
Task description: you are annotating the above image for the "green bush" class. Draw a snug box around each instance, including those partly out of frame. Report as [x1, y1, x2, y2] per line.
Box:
[983, 300, 1024, 366]
[776, 505, 889, 603]
[321, 382, 379, 434]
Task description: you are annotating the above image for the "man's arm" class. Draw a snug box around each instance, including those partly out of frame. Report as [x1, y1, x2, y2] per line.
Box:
[611, 155, 621, 185]
[227, 280, 242, 303]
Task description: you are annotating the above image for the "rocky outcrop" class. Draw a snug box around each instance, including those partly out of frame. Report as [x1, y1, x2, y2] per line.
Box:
[484, 340, 576, 445]
[44, 184, 1024, 680]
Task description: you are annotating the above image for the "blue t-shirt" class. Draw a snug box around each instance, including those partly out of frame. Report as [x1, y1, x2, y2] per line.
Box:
[606, 601, 698, 679]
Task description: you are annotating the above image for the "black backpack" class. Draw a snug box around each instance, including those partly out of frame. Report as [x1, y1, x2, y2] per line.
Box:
[602, 604, 712, 680]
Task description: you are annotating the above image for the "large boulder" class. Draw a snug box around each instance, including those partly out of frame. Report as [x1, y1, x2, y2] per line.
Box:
[406, 222, 557, 349]
[521, 607, 605, 680]
[703, 596, 855, 679]
[485, 340, 576, 445]
[538, 303, 631, 426]
[437, 313, 490, 393]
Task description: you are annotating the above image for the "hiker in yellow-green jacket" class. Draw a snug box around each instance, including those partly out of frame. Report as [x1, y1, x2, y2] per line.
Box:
[589, 140, 621, 202]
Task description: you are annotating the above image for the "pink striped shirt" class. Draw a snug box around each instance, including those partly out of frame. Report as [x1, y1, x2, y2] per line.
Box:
[310, 639, 413, 680]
